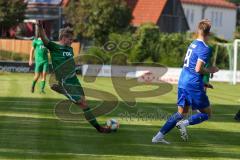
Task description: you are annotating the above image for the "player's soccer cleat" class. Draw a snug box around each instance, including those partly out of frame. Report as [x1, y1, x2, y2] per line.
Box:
[31, 86, 35, 93]
[152, 136, 170, 144]
[234, 110, 240, 121]
[176, 121, 188, 141]
[40, 90, 46, 94]
[97, 125, 112, 133]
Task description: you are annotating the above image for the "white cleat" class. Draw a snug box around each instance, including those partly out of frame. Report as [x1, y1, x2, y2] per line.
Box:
[176, 121, 188, 141]
[152, 136, 170, 144]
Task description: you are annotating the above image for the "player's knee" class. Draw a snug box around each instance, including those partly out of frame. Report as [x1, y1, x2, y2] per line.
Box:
[178, 107, 188, 117]
[34, 74, 40, 80]
[207, 112, 212, 119]
[205, 109, 212, 119]
[177, 111, 187, 117]
[75, 98, 88, 109]
[199, 106, 212, 119]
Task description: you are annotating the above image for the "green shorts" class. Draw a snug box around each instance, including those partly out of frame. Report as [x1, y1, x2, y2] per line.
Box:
[35, 61, 49, 73]
[51, 76, 85, 103]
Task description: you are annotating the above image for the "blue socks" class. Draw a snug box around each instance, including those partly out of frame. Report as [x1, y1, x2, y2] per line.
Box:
[159, 112, 209, 136]
[160, 112, 183, 135]
[188, 113, 209, 125]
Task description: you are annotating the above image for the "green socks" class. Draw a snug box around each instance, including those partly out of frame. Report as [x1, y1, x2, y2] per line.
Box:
[83, 108, 100, 129]
[40, 80, 46, 92]
[32, 80, 46, 93]
[32, 80, 37, 88]
[31, 80, 37, 93]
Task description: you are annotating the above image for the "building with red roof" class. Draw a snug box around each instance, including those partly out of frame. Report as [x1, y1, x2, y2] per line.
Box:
[126, 0, 189, 33]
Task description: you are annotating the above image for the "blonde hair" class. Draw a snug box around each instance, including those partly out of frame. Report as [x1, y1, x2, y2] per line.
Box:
[59, 27, 74, 40]
[197, 19, 211, 36]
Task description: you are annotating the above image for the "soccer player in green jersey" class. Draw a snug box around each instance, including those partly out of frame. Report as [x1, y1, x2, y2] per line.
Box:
[29, 35, 49, 93]
[37, 21, 111, 133]
[203, 47, 214, 91]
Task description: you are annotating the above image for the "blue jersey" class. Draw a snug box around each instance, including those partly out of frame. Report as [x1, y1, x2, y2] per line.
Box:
[178, 39, 211, 91]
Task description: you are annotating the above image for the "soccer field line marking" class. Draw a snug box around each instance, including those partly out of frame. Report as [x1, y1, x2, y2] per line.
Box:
[0, 149, 171, 160]
[0, 113, 55, 119]
[0, 100, 56, 105]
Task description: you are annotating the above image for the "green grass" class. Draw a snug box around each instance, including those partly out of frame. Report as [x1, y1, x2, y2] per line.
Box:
[0, 73, 240, 160]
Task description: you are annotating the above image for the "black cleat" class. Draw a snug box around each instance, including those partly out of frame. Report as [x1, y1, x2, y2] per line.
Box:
[234, 110, 240, 121]
[31, 86, 35, 93]
[97, 126, 112, 133]
[40, 90, 46, 94]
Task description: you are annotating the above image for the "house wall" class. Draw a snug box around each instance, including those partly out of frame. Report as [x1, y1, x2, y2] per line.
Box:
[182, 4, 236, 40]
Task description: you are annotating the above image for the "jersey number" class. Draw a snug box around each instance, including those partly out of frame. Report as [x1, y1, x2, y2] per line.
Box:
[183, 49, 192, 67]
[63, 52, 72, 57]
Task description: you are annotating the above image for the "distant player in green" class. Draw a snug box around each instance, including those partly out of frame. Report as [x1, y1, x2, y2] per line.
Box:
[37, 21, 111, 133]
[29, 36, 49, 93]
[203, 47, 214, 91]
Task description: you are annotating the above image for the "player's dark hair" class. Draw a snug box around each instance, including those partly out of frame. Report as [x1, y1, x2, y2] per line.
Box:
[197, 19, 211, 36]
[59, 27, 74, 40]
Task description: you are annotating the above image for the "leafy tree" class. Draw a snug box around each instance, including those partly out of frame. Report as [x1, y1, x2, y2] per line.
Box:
[0, 0, 27, 37]
[130, 23, 160, 62]
[64, 0, 132, 44]
[228, 0, 240, 4]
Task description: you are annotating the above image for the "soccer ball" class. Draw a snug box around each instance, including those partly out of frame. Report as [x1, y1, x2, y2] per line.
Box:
[106, 118, 119, 131]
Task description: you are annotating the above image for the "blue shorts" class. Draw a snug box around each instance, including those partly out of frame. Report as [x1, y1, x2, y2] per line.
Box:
[177, 88, 210, 110]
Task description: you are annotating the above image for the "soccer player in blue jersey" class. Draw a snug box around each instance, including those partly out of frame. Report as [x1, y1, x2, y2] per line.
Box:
[152, 19, 219, 144]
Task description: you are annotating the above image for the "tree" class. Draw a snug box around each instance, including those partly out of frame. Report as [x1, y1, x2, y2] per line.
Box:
[64, 0, 132, 44]
[0, 0, 27, 37]
[228, 0, 240, 4]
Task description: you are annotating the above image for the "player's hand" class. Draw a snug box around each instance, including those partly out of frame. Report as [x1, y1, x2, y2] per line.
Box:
[208, 66, 219, 73]
[36, 20, 43, 27]
[210, 73, 214, 79]
[29, 60, 33, 66]
[205, 83, 214, 89]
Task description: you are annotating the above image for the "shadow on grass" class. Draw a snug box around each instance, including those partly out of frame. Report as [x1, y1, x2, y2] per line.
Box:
[0, 116, 239, 159]
[0, 97, 239, 159]
[0, 97, 239, 123]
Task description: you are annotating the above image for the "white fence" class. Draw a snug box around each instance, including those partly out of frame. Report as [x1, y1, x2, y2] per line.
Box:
[82, 65, 240, 84]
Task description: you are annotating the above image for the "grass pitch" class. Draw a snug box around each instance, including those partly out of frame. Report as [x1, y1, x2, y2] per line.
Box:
[0, 73, 239, 160]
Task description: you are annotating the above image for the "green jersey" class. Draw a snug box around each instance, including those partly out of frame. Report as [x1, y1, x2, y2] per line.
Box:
[33, 38, 48, 63]
[45, 41, 75, 81]
[46, 41, 84, 102]
[203, 47, 213, 84]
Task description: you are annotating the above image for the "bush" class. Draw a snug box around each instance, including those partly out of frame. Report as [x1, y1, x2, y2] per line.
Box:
[85, 32, 135, 65]
[85, 23, 231, 69]
[129, 23, 192, 67]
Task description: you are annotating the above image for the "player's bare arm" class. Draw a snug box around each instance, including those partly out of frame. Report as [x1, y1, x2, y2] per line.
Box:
[195, 60, 219, 74]
[36, 20, 49, 45]
[29, 47, 34, 66]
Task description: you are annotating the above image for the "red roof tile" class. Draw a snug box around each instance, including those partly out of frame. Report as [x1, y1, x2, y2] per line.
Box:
[61, 0, 70, 7]
[126, 0, 168, 26]
[181, 0, 236, 9]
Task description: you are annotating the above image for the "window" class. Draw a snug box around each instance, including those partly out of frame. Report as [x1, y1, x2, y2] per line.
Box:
[184, 8, 194, 24]
[190, 9, 194, 23]
[211, 11, 223, 27]
[185, 9, 190, 21]
[214, 12, 218, 27]
[219, 12, 223, 26]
